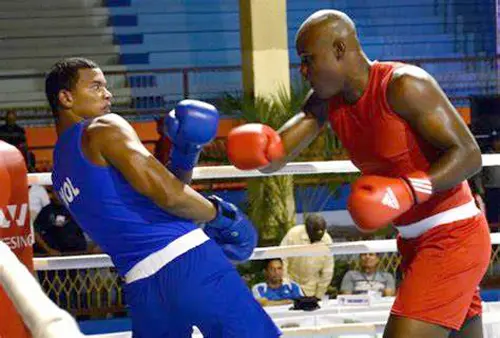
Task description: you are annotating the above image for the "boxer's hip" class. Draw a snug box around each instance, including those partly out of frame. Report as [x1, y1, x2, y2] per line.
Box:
[124, 228, 210, 284]
[394, 200, 481, 239]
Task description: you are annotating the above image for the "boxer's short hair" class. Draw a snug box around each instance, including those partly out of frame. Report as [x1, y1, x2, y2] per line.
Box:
[45, 57, 99, 113]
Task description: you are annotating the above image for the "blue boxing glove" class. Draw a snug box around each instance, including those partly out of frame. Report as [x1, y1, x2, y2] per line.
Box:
[165, 100, 219, 180]
[203, 195, 258, 262]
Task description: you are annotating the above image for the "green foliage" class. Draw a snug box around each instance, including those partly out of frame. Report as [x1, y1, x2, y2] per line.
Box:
[236, 261, 266, 288]
[218, 81, 310, 129]
[217, 80, 357, 245]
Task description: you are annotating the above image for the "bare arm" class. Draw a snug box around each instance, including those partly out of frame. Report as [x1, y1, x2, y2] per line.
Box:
[34, 233, 60, 256]
[89, 114, 216, 223]
[387, 66, 481, 191]
[260, 90, 330, 173]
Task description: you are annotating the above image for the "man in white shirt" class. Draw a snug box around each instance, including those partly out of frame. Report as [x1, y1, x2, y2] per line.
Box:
[280, 214, 334, 299]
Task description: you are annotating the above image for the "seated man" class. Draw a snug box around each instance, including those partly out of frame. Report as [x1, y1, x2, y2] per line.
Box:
[252, 258, 303, 307]
[340, 253, 396, 297]
[33, 191, 87, 256]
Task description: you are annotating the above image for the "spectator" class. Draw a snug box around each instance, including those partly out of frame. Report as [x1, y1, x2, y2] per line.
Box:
[28, 183, 50, 228]
[340, 253, 395, 297]
[0, 110, 31, 169]
[33, 192, 90, 312]
[280, 214, 334, 299]
[33, 192, 87, 256]
[252, 258, 303, 307]
[0, 110, 26, 149]
[26, 151, 36, 173]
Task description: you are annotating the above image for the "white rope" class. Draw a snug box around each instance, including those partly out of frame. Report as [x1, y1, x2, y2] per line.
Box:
[27, 160, 359, 186]
[0, 242, 84, 338]
[33, 233, 500, 271]
[27, 154, 500, 186]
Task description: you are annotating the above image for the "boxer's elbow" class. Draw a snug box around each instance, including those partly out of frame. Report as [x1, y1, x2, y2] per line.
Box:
[131, 165, 182, 209]
[146, 175, 185, 210]
[463, 144, 482, 178]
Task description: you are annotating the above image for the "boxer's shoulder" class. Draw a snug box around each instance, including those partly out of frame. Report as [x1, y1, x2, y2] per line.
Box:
[86, 113, 136, 143]
[82, 114, 137, 165]
[388, 65, 433, 94]
[386, 65, 439, 118]
[88, 113, 128, 130]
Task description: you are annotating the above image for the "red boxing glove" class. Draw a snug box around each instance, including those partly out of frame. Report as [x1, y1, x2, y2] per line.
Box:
[347, 171, 432, 231]
[227, 123, 285, 170]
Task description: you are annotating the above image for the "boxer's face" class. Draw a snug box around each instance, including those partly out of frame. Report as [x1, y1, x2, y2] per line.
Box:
[297, 27, 347, 99]
[68, 68, 112, 118]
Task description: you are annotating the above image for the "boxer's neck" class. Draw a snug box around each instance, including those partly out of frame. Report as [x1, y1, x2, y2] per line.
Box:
[342, 53, 372, 105]
[55, 110, 84, 136]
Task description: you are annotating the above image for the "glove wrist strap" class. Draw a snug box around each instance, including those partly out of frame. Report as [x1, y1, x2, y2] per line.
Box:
[403, 171, 433, 204]
[204, 195, 235, 230]
[168, 146, 202, 171]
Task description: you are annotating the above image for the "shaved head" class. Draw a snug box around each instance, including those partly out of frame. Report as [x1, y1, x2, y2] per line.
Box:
[296, 9, 358, 48]
[295, 10, 366, 99]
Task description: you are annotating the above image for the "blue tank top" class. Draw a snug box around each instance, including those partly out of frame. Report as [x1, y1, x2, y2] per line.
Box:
[52, 121, 198, 276]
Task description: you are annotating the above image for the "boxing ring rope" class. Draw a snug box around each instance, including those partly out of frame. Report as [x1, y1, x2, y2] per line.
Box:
[33, 234, 500, 271]
[26, 154, 500, 185]
[21, 155, 500, 337]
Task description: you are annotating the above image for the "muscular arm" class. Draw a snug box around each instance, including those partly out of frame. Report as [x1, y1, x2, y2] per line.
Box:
[260, 90, 329, 173]
[88, 114, 216, 223]
[387, 66, 481, 191]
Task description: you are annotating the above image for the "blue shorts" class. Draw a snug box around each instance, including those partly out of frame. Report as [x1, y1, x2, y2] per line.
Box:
[124, 239, 281, 338]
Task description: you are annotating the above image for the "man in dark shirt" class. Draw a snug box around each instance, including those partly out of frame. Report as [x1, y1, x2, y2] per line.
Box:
[34, 192, 87, 255]
[0, 110, 26, 149]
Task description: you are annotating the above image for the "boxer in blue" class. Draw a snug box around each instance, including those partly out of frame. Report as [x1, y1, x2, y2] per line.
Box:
[45, 57, 281, 337]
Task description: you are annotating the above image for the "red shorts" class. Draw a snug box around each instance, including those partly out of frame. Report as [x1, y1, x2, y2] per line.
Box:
[391, 214, 491, 330]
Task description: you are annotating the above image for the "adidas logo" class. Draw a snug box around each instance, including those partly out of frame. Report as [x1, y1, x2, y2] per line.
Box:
[382, 187, 400, 210]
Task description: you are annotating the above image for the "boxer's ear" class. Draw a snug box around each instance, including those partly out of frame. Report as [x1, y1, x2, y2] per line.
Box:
[332, 39, 346, 60]
[58, 89, 73, 109]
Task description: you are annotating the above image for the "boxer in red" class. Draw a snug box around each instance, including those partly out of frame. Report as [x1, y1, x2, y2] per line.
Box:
[0, 140, 33, 338]
[227, 10, 490, 338]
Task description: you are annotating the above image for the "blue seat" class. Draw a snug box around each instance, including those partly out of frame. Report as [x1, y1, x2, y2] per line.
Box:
[106, 0, 496, 109]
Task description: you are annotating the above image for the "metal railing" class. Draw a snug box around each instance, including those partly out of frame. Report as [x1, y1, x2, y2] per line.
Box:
[35, 243, 500, 318]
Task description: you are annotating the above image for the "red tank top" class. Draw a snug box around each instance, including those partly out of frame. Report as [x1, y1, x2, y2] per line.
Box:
[328, 61, 473, 225]
[0, 141, 32, 338]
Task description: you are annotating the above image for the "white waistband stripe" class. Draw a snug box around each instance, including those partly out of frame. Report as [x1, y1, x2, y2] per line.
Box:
[395, 200, 480, 239]
[125, 228, 209, 284]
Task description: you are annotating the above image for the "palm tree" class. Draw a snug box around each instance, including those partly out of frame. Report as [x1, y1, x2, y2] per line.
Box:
[219, 82, 355, 246]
